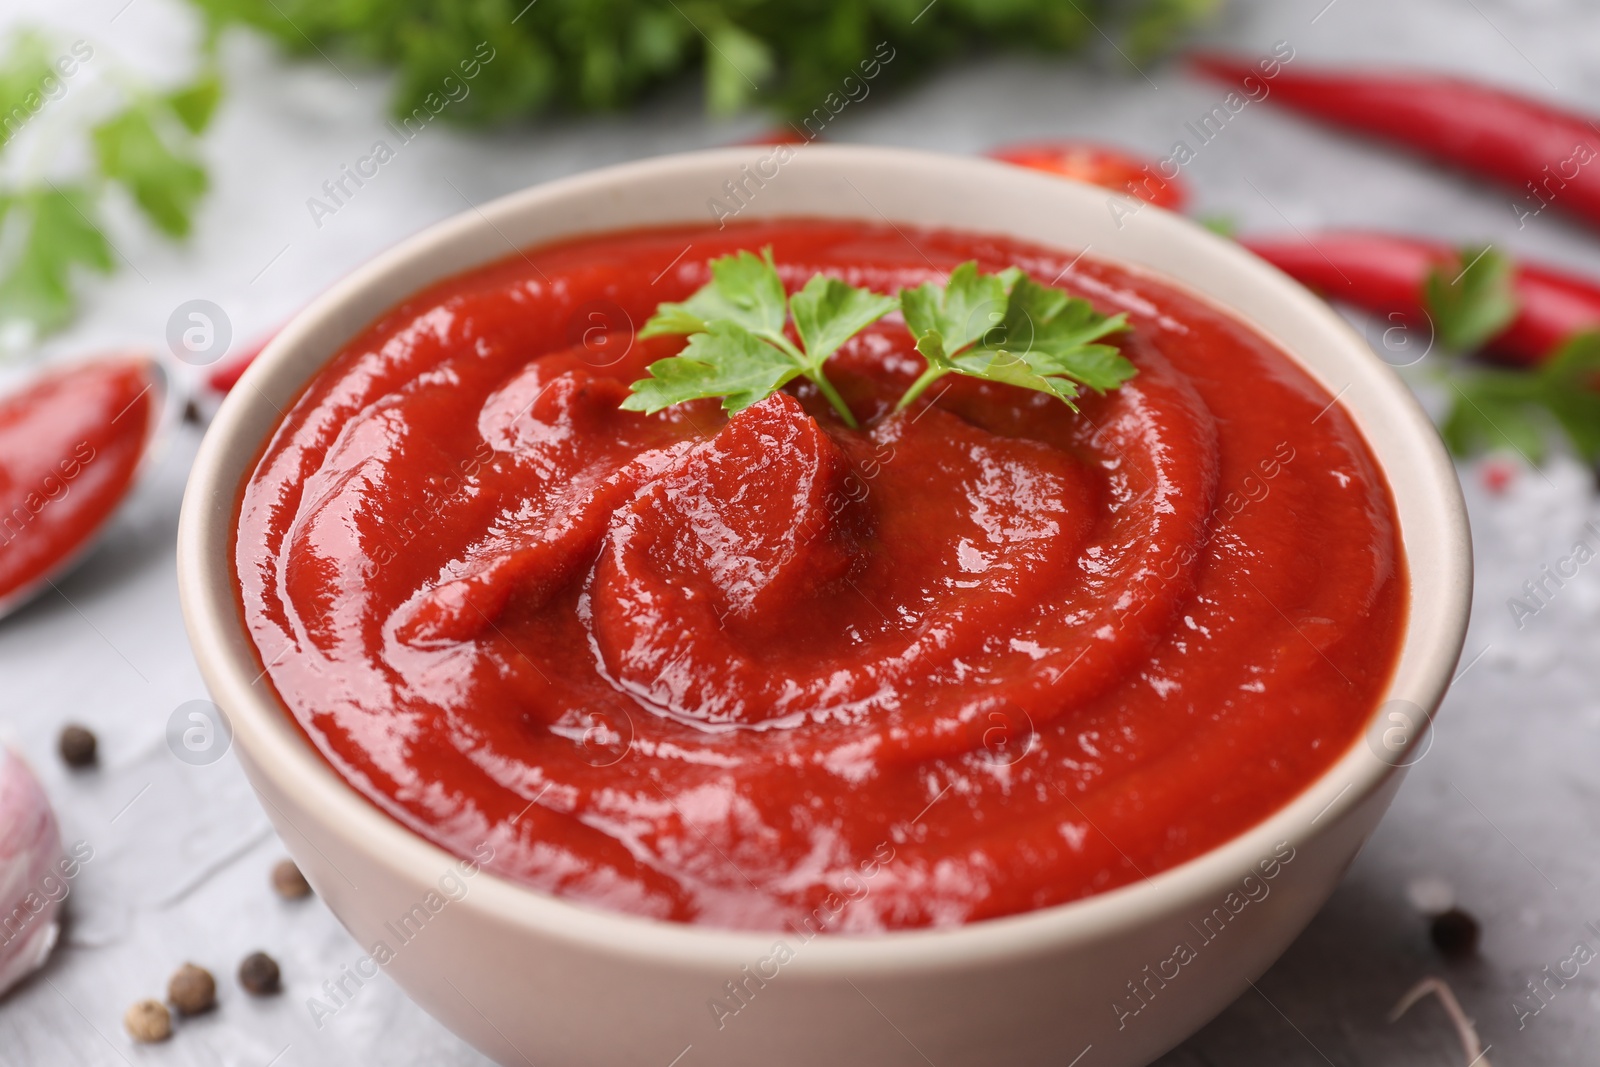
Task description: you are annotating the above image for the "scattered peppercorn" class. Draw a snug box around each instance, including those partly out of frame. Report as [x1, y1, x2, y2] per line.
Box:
[124, 999, 171, 1043]
[238, 951, 281, 995]
[182, 397, 203, 425]
[271, 859, 312, 900]
[57, 724, 97, 769]
[167, 962, 216, 1016]
[1430, 906, 1481, 960]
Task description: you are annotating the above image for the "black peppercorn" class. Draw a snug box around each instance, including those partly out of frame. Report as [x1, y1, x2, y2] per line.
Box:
[58, 724, 97, 768]
[168, 962, 217, 1016]
[1430, 906, 1480, 960]
[238, 951, 281, 995]
[124, 999, 171, 1042]
[271, 859, 312, 900]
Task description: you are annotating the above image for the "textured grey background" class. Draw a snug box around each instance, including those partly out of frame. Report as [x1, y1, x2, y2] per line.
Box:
[2, 0, 1598, 1063]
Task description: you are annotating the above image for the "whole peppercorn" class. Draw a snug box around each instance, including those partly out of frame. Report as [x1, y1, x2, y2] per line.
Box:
[271, 859, 312, 900]
[238, 951, 281, 995]
[124, 999, 171, 1043]
[58, 725, 97, 769]
[167, 962, 216, 1016]
[1430, 906, 1481, 960]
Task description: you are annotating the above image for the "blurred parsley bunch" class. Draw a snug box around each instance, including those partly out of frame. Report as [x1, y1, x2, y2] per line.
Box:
[185, 0, 1216, 123]
[0, 1, 1215, 342]
[0, 28, 219, 344]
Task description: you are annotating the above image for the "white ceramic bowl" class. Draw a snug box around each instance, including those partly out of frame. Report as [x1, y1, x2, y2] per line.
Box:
[177, 146, 1471, 1067]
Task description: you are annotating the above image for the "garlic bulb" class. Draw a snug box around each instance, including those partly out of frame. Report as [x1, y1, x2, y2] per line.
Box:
[0, 744, 65, 998]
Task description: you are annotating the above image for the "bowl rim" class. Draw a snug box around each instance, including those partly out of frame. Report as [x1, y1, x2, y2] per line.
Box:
[177, 144, 1472, 974]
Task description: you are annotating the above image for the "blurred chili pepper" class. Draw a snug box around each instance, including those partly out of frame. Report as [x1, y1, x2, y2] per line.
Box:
[1241, 232, 1600, 365]
[1191, 55, 1600, 232]
[987, 141, 1189, 211]
[205, 327, 277, 394]
[736, 127, 812, 146]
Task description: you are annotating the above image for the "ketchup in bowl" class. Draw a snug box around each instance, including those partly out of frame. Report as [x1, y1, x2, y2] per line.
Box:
[234, 221, 1406, 932]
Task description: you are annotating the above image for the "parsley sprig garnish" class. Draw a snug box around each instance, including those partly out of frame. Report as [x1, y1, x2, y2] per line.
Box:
[898, 262, 1132, 410]
[623, 251, 1136, 425]
[624, 248, 896, 427]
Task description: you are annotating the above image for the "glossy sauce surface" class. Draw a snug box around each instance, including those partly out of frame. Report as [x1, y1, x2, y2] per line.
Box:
[235, 221, 1406, 931]
[0, 358, 154, 604]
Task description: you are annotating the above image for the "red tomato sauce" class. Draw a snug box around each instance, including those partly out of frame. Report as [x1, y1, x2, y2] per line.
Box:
[235, 221, 1406, 931]
[0, 357, 155, 607]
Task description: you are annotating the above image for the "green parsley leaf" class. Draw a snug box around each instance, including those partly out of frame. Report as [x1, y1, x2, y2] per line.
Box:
[1442, 373, 1549, 464]
[992, 275, 1133, 391]
[0, 30, 54, 154]
[1423, 245, 1519, 353]
[0, 185, 114, 334]
[897, 262, 1132, 411]
[901, 262, 1017, 358]
[166, 69, 223, 134]
[1125, 0, 1224, 62]
[947, 348, 1085, 407]
[1542, 334, 1600, 461]
[705, 21, 774, 116]
[790, 274, 899, 364]
[642, 248, 788, 340]
[1441, 331, 1600, 465]
[628, 249, 895, 425]
[93, 98, 209, 238]
[621, 320, 799, 414]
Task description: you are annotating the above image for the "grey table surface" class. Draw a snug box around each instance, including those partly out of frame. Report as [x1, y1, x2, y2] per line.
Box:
[2, 0, 1599, 1063]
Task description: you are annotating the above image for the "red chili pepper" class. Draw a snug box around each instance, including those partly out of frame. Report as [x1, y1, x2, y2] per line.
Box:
[204, 327, 278, 394]
[1190, 55, 1600, 232]
[1240, 232, 1600, 366]
[986, 141, 1189, 211]
[734, 127, 812, 146]
[1481, 458, 1517, 494]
